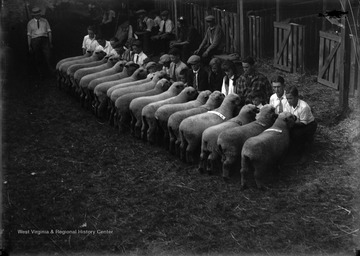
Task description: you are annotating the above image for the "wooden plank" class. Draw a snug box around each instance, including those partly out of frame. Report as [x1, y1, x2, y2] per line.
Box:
[260, 16, 264, 58]
[252, 16, 256, 57]
[319, 31, 341, 42]
[349, 38, 356, 96]
[318, 34, 325, 82]
[292, 24, 298, 72]
[274, 63, 292, 72]
[275, 26, 291, 64]
[318, 77, 338, 89]
[274, 21, 290, 30]
[256, 16, 260, 58]
[238, 0, 245, 58]
[318, 41, 341, 78]
[249, 16, 253, 57]
[323, 37, 330, 80]
[274, 24, 278, 66]
[283, 27, 288, 68]
[328, 39, 336, 84]
[289, 24, 294, 73]
[298, 25, 305, 73]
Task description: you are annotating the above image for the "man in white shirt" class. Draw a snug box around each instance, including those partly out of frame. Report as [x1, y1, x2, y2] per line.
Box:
[168, 48, 187, 82]
[132, 40, 148, 66]
[27, 7, 53, 77]
[151, 10, 175, 55]
[82, 26, 99, 54]
[284, 85, 317, 155]
[269, 75, 288, 114]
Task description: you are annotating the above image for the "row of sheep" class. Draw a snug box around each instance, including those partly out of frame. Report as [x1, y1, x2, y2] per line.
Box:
[56, 52, 298, 189]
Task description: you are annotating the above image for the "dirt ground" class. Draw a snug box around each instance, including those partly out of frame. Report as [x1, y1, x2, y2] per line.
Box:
[1, 5, 360, 256]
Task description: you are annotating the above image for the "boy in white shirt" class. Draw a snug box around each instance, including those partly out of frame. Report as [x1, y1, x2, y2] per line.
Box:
[269, 75, 288, 114]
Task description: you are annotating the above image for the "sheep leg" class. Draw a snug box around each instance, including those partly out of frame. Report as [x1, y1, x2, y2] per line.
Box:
[141, 116, 149, 141]
[134, 119, 142, 139]
[147, 119, 157, 145]
[222, 155, 240, 182]
[186, 142, 199, 164]
[198, 149, 210, 174]
[168, 127, 176, 154]
[179, 135, 187, 162]
[207, 151, 221, 174]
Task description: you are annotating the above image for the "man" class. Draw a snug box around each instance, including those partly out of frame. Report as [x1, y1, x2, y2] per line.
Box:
[208, 57, 224, 92]
[235, 56, 272, 105]
[158, 54, 171, 77]
[284, 85, 317, 155]
[168, 47, 187, 82]
[134, 9, 155, 53]
[132, 40, 148, 66]
[186, 55, 209, 91]
[269, 75, 288, 114]
[27, 7, 53, 77]
[151, 10, 175, 55]
[194, 15, 225, 63]
[170, 16, 201, 61]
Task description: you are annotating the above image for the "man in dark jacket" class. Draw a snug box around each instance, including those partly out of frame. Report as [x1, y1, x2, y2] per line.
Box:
[186, 55, 209, 91]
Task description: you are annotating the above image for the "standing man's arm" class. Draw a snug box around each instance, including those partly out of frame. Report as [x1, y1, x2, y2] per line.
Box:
[46, 20, 52, 47]
[205, 26, 223, 54]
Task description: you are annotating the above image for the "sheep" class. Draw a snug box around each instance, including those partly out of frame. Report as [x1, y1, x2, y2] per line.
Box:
[114, 78, 172, 132]
[217, 104, 278, 181]
[240, 112, 297, 190]
[141, 86, 198, 144]
[154, 90, 212, 149]
[167, 91, 224, 155]
[129, 81, 185, 139]
[179, 94, 242, 163]
[198, 104, 258, 175]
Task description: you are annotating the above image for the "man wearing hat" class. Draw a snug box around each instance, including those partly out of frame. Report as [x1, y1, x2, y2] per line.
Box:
[151, 10, 175, 55]
[158, 54, 171, 76]
[194, 15, 225, 63]
[145, 61, 159, 79]
[27, 6, 53, 77]
[186, 55, 209, 91]
[170, 16, 201, 62]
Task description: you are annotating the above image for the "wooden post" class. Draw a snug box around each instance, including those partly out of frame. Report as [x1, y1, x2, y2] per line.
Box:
[237, 0, 245, 57]
[321, 0, 327, 31]
[174, 0, 178, 38]
[276, 0, 281, 22]
[339, 0, 350, 111]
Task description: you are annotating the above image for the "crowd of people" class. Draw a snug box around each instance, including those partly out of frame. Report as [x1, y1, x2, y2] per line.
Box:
[29, 4, 317, 158]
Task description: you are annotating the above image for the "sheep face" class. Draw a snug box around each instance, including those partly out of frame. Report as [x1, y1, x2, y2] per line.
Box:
[197, 90, 212, 103]
[256, 104, 278, 123]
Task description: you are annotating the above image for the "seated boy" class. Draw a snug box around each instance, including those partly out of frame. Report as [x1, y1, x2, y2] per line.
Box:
[284, 85, 317, 155]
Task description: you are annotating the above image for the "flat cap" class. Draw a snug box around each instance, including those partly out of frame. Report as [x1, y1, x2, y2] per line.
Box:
[145, 61, 157, 70]
[31, 7, 42, 15]
[187, 55, 201, 65]
[158, 54, 171, 64]
[135, 9, 146, 15]
[209, 57, 221, 66]
[205, 15, 215, 22]
[161, 10, 169, 16]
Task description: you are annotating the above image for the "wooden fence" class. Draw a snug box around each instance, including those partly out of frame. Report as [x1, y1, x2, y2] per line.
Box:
[273, 22, 305, 73]
[248, 15, 263, 59]
[317, 31, 341, 90]
[348, 35, 360, 96]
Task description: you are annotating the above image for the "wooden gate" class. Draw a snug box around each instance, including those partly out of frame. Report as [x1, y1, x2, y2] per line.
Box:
[349, 35, 360, 96]
[274, 22, 305, 73]
[248, 15, 263, 59]
[317, 31, 341, 90]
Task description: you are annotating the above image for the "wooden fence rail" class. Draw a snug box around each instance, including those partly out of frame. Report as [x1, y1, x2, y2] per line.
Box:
[349, 35, 360, 97]
[274, 22, 305, 73]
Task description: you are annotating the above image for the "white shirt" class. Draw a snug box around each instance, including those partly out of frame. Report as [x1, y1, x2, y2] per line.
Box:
[284, 99, 315, 125]
[82, 35, 99, 52]
[103, 40, 113, 55]
[27, 18, 51, 39]
[221, 75, 236, 96]
[159, 19, 174, 33]
[269, 92, 288, 114]
[255, 103, 264, 119]
[133, 51, 148, 66]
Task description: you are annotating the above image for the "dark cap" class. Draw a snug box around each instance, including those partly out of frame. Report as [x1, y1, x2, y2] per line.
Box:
[31, 7, 41, 15]
[161, 10, 169, 16]
[187, 55, 201, 65]
[135, 9, 146, 15]
[205, 15, 215, 22]
[159, 54, 171, 64]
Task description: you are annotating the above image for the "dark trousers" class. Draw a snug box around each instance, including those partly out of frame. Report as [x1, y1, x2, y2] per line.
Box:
[290, 120, 318, 153]
[30, 36, 52, 76]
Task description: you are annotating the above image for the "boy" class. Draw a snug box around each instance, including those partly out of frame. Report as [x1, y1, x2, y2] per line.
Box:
[168, 48, 187, 82]
[269, 75, 288, 114]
